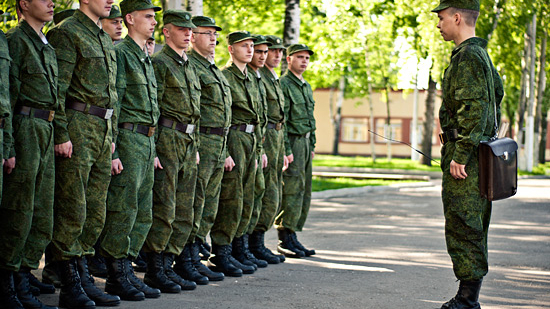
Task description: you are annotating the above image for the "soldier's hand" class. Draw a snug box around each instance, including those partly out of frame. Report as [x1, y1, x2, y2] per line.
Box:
[196, 152, 200, 165]
[283, 155, 289, 171]
[154, 157, 163, 170]
[112, 143, 116, 154]
[3, 157, 16, 174]
[111, 158, 123, 175]
[450, 160, 468, 179]
[224, 156, 235, 172]
[287, 154, 294, 164]
[311, 151, 315, 159]
[55, 141, 73, 158]
[261, 153, 268, 169]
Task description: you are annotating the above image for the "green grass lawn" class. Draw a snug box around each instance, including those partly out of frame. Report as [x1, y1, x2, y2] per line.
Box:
[312, 155, 441, 172]
[312, 176, 422, 192]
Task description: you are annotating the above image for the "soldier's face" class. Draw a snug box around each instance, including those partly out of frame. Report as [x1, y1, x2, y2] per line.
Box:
[249, 44, 268, 70]
[287, 51, 310, 75]
[20, 0, 54, 23]
[88, 0, 114, 19]
[146, 39, 155, 55]
[129, 9, 157, 42]
[165, 24, 193, 51]
[437, 8, 458, 42]
[229, 39, 254, 65]
[191, 26, 217, 56]
[101, 17, 123, 42]
[266, 48, 283, 69]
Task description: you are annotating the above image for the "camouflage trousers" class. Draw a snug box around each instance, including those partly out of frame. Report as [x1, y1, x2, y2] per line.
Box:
[100, 128, 155, 259]
[210, 129, 256, 246]
[253, 128, 284, 233]
[441, 142, 492, 281]
[247, 151, 265, 235]
[0, 116, 54, 271]
[143, 126, 197, 256]
[190, 132, 227, 244]
[275, 134, 312, 233]
[51, 110, 112, 262]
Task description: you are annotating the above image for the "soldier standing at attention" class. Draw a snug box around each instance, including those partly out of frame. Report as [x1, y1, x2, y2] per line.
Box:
[98, 0, 162, 301]
[208, 31, 260, 276]
[249, 35, 286, 264]
[433, 1, 503, 308]
[143, 9, 202, 292]
[101, 5, 123, 43]
[275, 44, 316, 259]
[46, 0, 122, 307]
[0, 1, 58, 307]
[182, 15, 230, 281]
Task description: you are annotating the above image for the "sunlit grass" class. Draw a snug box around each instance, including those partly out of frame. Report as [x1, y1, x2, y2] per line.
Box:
[312, 155, 441, 172]
[312, 176, 422, 192]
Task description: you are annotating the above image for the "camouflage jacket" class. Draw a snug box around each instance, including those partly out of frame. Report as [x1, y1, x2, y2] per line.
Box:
[439, 37, 504, 165]
[259, 66, 284, 125]
[4, 20, 58, 158]
[47, 9, 117, 145]
[248, 65, 268, 153]
[281, 71, 316, 156]
[0, 31, 11, 158]
[188, 49, 231, 129]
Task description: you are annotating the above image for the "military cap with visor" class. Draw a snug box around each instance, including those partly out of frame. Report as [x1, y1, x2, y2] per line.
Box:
[163, 10, 196, 28]
[227, 31, 257, 45]
[252, 34, 272, 46]
[120, 0, 161, 17]
[266, 35, 285, 49]
[287, 43, 314, 56]
[431, 0, 480, 12]
[191, 16, 222, 31]
[104, 5, 121, 19]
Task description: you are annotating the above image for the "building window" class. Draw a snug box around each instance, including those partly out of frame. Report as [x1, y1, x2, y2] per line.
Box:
[375, 118, 402, 143]
[340, 117, 369, 143]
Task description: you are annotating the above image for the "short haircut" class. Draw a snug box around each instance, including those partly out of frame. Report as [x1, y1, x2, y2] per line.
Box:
[16, 0, 28, 14]
[450, 7, 479, 27]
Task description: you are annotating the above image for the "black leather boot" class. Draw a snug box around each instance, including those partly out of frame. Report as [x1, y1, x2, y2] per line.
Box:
[173, 245, 208, 285]
[249, 231, 280, 265]
[124, 258, 160, 298]
[27, 272, 55, 295]
[143, 253, 181, 293]
[132, 252, 147, 273]
[0, 269, 24, 309]
[441, 280, 482, 309]
[242, 234, 268, 268]
[14, 269, 58, 309]
[58, 259, 96, 309]
[105, 258, 144, 301]
[191, 242, 224, 281]
[207, 244, 243, 277]
[277, 228, 305, 258]
[227, 255, 255, 275]
[231, 237, 257, 270]
[163, 253, 197, 290]
[41, 246, 60, 289]
[290, 232, 316, 256]
[197, 239, 211, 261]
[76, 257, 120, 306]
[87, 255, 108, 279]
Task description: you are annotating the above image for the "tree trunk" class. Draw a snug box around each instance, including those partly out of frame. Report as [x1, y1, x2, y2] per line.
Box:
[332, 76, 345, 155]
[365, 46, 376, 162]
[525, 13, 537, 172]
[535, 29, 547, 164]
[517, 21, 532, 147]
[421, 74, 436, 166]
[186, 0, 203, 15]
[540, 108, 548, 163]
[384, 78, 392, 162]
[281, 0, 300, 74]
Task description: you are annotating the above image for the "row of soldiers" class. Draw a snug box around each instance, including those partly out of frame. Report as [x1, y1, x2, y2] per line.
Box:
[0, 0, 317, 308]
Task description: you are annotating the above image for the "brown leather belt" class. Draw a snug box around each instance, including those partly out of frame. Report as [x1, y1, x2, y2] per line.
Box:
[199, 126, 229, 136]
[66, 100, 113, 120]
[439, 129, 459, 144]
[267, 122, 283, 130]
[158, 116, 195, 134]
[119, 122, 156, 137]
[15, 106, 55, 122]
[230, 123, 255, 133]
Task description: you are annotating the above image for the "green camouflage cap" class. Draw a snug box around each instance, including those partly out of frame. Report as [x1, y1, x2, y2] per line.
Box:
[432, 0, 480, 12]
[163, 10, 195, 28]
[53, 9, 76, 25]
[266, 35, 284, 49]
[104, 5, 121, 19]
[120, 0, 161, 17]
[252, 34, 272, 46]
[287, 43, 314, 56]
[191, 15, 222, 31]
[227, 31, 256, 45]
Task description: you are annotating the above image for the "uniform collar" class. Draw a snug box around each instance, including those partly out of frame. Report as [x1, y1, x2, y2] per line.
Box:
[19, 20, 49, 51]
[190, 48, 215, 68]
[162, 44, 187, 66]
[227, 61, 249, 81]
[452, 37, 487, 56]
[73, 9, 102, 36]
[284, 70, 306, 86]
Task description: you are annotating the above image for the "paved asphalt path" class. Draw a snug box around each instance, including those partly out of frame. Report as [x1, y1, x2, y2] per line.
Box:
[36, 178, 550, 309]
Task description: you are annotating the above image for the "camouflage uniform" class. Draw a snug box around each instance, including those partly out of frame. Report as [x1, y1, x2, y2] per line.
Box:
[274, 70, 316, 233]
[188, 49, 232, 245]
[0, 31, 8, 204]
[440, 37, 503, 281]
[210, 62, 260, 246]
[143, 44, 200, 255]
[47, 9, 117, 262]
[100, 35, 159, 259]
[0, 20, 57, 271]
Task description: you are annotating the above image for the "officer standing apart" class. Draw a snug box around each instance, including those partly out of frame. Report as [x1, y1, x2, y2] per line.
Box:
[46, 0, 121, 307]
[143, 10, 203, 292]
[99, 0, 161, 301]
[0, 0, 58, 308]
[101, 5, 123, 43]
[275, 44, 316, 259]
[183, 15, 231, 282]
[249, 35, 287, 264]
[209, 31, 261, 276]
[433, 0, 503, 308]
